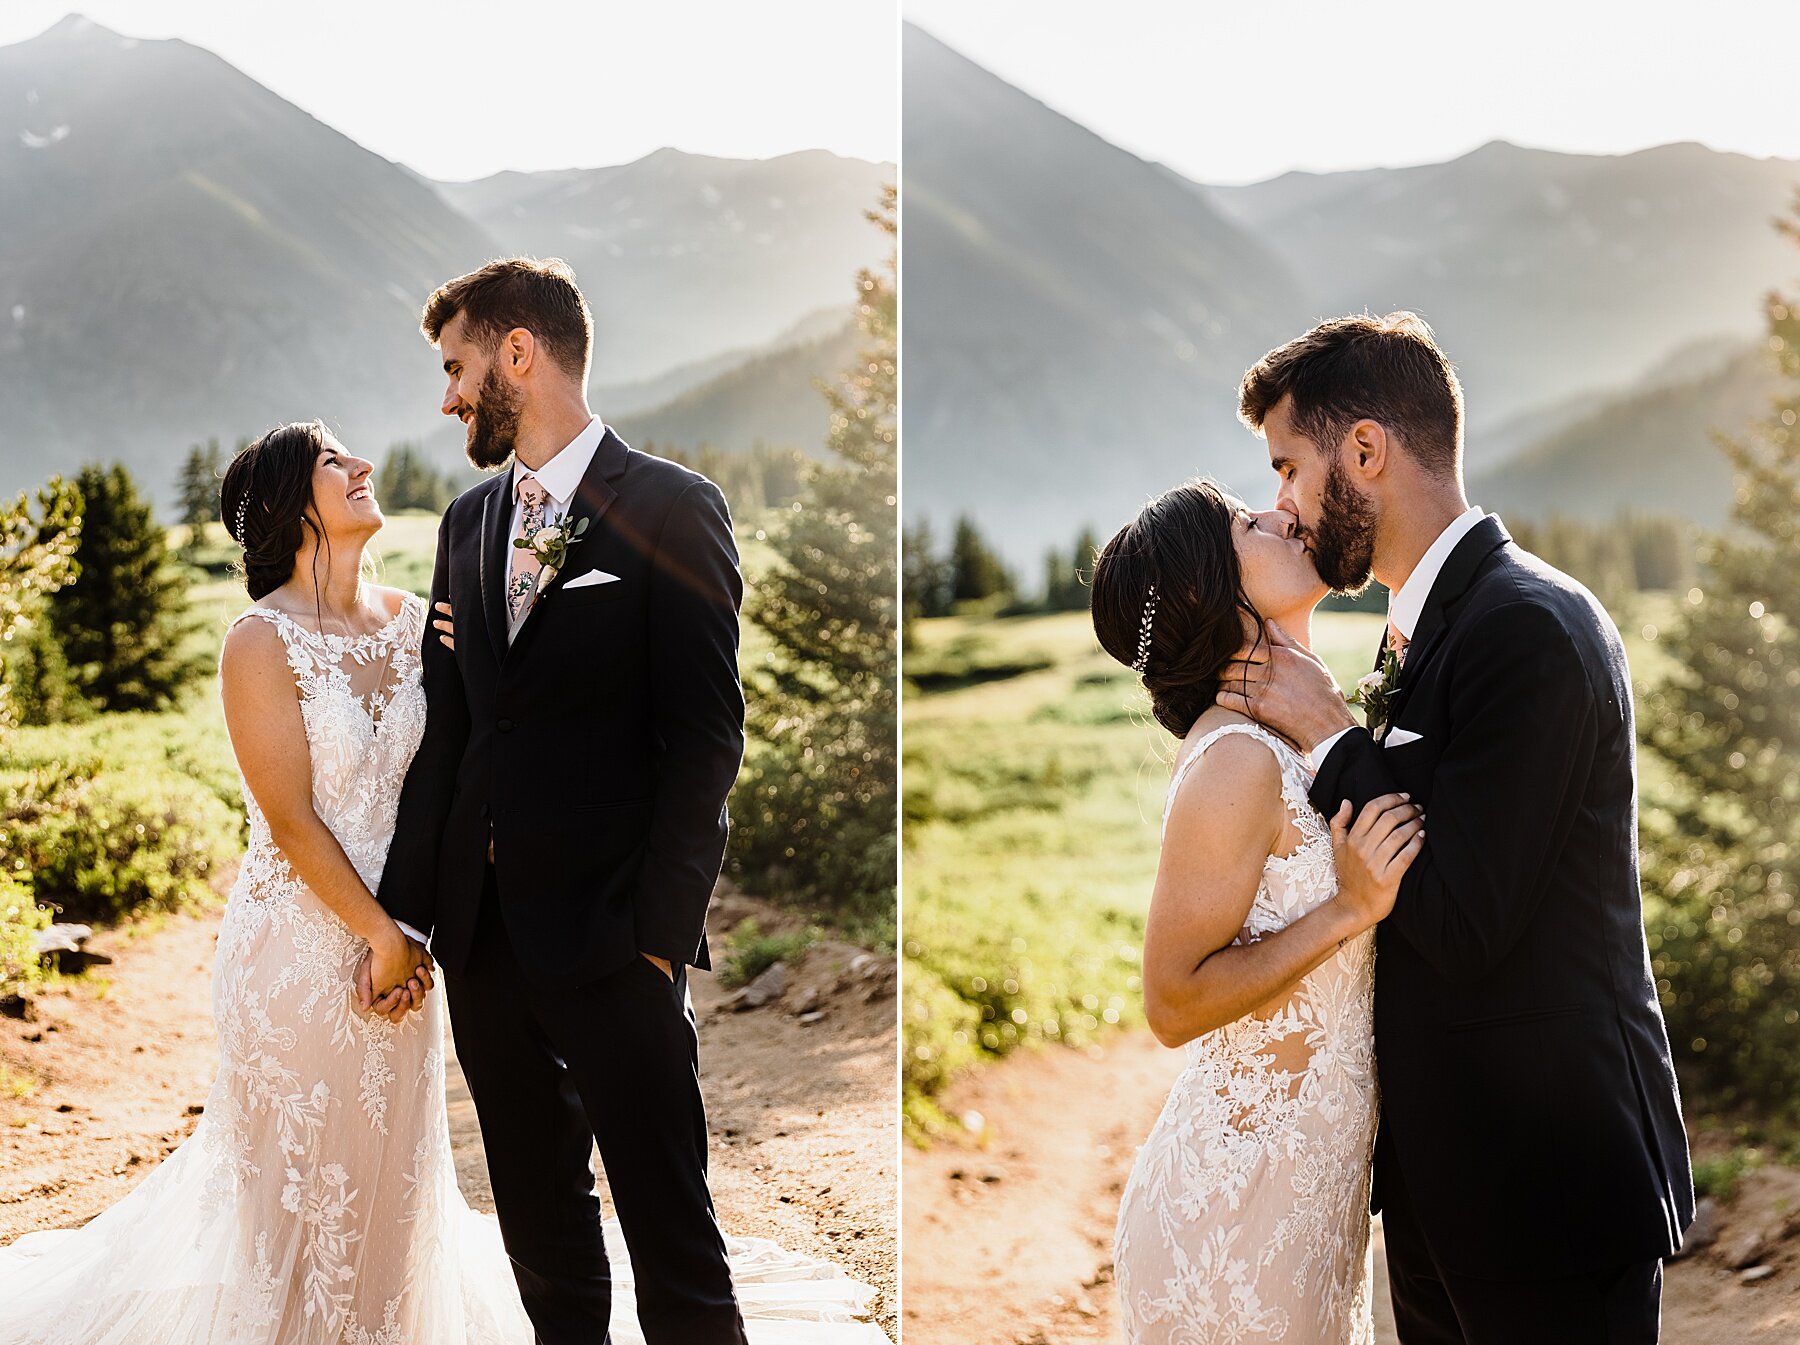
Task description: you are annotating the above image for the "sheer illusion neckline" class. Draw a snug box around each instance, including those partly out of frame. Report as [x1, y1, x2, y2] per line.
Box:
[238, 595, 422, 738]
[246, 599, 410, 652]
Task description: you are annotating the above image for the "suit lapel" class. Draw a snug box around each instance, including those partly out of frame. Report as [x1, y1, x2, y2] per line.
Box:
[479, 472, 514, 662]
[1384, 514, 1511, 719]
[506, 427, 629, 652]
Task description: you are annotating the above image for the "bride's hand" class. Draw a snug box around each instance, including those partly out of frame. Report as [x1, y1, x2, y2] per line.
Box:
[355, 928, 435, 1022]
[1329, 793, 1425, 930]
[433, 600, 455, 651]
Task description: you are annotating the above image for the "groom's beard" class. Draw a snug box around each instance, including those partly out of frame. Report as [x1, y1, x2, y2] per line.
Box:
[464, 365, 523, 470]
[1307, 456, 1378, 595]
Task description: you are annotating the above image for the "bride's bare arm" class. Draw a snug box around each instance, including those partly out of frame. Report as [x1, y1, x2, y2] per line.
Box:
[1142, 734, 1421, 1049]
[219, 618, 432, 1010]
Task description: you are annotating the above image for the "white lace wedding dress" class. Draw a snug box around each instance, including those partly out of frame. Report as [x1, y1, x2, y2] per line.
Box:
[0, 593, 888, 1345]
[1114, 723, 1378, 1345]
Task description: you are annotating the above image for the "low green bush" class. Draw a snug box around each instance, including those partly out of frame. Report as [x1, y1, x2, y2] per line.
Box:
[0, 871, 51, 998]
[2, 763, 237, 922]
[1, 704, 240, 923]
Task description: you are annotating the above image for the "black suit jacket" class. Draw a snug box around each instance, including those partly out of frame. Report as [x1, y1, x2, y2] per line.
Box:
[376, 426, 745, 984]
[1311, 515, 1693, 1278]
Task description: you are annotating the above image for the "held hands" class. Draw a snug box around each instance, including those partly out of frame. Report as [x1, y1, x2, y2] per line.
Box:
[1216, 620, 1357, 752]
[1329, 794, 1425, 931]
[354, 924, 435, 1024]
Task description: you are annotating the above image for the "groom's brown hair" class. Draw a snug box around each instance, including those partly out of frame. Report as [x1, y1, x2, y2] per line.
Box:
[422, 256, 593, 381]
[1237, 311, 1463, 480]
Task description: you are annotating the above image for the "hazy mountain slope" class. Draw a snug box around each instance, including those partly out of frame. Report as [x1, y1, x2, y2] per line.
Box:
[1474, 342, 1776, 526]
[614, 319, 859, 456]
[902, 22, 1313, 570]
[595, 305, 852, 418]
[437, 148, 891, 384]
[0, 15, 502, 504]
[1204, 140, 1800, 454]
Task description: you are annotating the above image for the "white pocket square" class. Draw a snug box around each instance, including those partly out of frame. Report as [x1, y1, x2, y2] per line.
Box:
[563, 569, 621, 590]
[1383, 728, 1424, 748]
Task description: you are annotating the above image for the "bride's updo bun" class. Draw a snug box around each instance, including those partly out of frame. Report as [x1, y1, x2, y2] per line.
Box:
[1091, 479, 1262, 738]
[220, 421, 331, 601]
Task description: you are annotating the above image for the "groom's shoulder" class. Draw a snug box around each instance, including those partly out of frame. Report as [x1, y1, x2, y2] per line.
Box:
[1471, 543, 1621, 661]
[618, 443, 730, 512]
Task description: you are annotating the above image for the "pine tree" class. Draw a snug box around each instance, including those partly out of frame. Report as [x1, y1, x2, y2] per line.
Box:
[1043, 525, 1099, 612]
[1640, 195, 1800, 1115]
[175, 439, 223, 553]
[47, 463, 199, 712]
[375, 443, 451, 512]
[0, 477, 81, 727]
[902, 519, 954, 642]
[950, 515, 1011, 602]
[730, 187, 897, 923]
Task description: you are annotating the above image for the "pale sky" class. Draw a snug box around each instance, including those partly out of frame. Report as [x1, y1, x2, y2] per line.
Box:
[904, 0, 1800, 184]
[2, 1, 898, 180]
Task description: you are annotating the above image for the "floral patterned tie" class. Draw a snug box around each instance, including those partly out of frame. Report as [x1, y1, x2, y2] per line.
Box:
[1386, 619, 1410, 668]
[507, 474, 549, 624]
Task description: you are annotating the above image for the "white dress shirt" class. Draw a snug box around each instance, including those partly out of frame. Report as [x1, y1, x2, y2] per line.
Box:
[1312, 505, 1487, 762]
[392, 417, 607, 954]
[504, 414, 607, 627]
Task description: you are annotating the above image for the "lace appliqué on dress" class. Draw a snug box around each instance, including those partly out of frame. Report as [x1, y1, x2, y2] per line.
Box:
[1117, 722, 1378, 1345]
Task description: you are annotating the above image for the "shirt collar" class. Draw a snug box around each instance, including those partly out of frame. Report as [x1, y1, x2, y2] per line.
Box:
[511, 416, 605, 508]
[1388, 505, 1486, 640]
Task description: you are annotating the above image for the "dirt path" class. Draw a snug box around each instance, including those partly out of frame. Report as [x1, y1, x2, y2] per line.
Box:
[905, 1031, 1799, 1345]
[0, 883, 896, 1339]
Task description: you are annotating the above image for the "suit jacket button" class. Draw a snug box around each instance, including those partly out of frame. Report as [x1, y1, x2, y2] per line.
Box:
[497, 718, 514, 733]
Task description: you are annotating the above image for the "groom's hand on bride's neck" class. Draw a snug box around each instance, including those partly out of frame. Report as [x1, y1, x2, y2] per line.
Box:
[1216, 619, 1355, 753]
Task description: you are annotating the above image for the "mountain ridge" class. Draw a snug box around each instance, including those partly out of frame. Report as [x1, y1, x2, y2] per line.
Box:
[0, 14, 889, 509]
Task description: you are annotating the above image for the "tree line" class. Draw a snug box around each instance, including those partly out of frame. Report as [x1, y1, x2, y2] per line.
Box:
[904, 508, 1698, 636]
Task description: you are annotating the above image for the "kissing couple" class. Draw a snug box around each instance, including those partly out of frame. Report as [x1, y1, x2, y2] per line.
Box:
[1093, 313, 1695, 1344]
[0, 258, 888, 1345]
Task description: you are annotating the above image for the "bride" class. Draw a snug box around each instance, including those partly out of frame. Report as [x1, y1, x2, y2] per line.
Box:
[0, 421, 888, 1345]
[1090, 479, 1424, 1345]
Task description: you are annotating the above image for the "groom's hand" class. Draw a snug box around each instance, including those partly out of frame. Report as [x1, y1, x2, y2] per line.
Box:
[1216, 619, 1356, 753]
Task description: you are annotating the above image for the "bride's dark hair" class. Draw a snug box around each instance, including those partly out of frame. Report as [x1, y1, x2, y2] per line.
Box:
[1091, 478, 1266, 738]
[219, 420, 336, 603]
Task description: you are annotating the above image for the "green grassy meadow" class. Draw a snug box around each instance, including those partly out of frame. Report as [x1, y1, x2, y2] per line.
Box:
[901, 596, 1681, 1134]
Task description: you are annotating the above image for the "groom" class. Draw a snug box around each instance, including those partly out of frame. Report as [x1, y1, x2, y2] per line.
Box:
[1223, 313, 1693, 1343]
[371, 257, 749, 1344]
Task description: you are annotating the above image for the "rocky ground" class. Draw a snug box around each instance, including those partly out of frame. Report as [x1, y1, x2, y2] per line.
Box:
[904, 1031, 1800, 1345]
[0, 878, 897, 1339]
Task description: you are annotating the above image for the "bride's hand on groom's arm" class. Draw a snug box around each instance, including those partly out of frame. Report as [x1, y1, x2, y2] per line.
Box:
[1217, 620, 1356, 753]
[1328, 794, 1425, 930]
[432, 601, 455, 652]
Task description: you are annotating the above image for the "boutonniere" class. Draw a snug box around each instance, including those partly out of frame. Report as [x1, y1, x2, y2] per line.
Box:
[515, 515, 590, 591]
[1346, 646, 1402, 740]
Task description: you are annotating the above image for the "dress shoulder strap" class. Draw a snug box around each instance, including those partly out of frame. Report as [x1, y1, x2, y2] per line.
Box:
[221, 604, 333, 689]
[1162, 722, 1310, 840]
